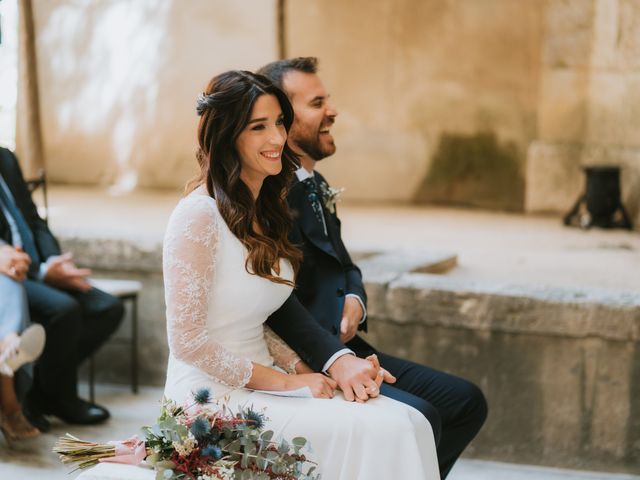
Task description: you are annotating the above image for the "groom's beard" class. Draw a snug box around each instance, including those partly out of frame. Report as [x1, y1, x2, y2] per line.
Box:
[291, 121, 336, 161]
[296, 136, 334, 161]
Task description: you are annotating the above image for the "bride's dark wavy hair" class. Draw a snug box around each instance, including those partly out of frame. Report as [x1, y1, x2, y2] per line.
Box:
[187, 70, 301, 285]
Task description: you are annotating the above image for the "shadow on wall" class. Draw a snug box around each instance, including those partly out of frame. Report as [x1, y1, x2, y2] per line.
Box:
[624, 163, 640, 228]
[413, 132, 525, 211]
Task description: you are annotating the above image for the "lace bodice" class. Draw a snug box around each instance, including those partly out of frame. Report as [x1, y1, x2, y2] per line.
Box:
[163, 191, 300, 388]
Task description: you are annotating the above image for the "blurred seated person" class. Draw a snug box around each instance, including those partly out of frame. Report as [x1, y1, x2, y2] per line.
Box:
[0, 249, 45, 441]
[0, 147, 124, 432]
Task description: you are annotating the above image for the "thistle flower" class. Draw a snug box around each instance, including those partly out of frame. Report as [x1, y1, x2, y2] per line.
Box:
[189, 417, 211, 442]
[201, 445, 223, 460]
[242, 406, 266, 430]
[192, 388, 212, 405]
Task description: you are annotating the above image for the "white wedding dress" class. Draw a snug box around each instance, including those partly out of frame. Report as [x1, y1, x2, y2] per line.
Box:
[77, 189, 440, 480]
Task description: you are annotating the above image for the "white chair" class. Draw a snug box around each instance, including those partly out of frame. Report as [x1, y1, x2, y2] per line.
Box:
[88, 279, 142, 402]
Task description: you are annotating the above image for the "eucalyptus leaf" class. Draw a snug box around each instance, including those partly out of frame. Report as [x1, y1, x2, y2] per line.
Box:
[292, 437, 307, 448]
[278, 439, 289, 455]
[265, 451, 278, 461]
[158, 417, 178, 431]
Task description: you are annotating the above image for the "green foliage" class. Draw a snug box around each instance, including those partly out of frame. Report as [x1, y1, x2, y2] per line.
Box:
[57, 395, 319, 480]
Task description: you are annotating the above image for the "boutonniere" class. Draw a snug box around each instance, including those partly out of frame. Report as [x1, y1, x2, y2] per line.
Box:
[318, 181, 344, 214]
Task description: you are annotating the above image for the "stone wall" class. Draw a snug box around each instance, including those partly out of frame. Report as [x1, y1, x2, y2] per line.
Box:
[359, 265, 640, 474]
[27, 0, 277, 190]
[286, 0, 543, 210]
[66, 232, 640, 473]
[526, 0, 640, 227]
[19, 1, 639, 225]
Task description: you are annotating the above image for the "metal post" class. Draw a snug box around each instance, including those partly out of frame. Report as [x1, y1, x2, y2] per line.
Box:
[131, 295, 138, 394]
[88, 356, 95, 403]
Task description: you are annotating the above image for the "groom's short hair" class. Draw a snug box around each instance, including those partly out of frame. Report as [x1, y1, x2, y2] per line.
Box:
[257, 57, 318, 92]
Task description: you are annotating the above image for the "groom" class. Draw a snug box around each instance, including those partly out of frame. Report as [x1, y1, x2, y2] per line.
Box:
[260, 57, 487, 478]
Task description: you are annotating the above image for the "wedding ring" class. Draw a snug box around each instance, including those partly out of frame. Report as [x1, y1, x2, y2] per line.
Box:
[377, 369, 385, 377]
[9, 266, 16, 275]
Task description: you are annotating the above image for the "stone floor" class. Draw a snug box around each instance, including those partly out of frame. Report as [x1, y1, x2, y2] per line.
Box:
[1, 384, 638, 480]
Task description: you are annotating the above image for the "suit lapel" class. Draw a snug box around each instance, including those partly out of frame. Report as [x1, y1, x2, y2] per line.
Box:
[0, 210, 9, 243]
[0, 163, 13, 244]
[291, 180, 341, 263]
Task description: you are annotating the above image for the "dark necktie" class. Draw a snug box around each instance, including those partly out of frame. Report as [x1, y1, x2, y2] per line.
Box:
[302, 177, 326, 233]
[0, 178, 40, 274]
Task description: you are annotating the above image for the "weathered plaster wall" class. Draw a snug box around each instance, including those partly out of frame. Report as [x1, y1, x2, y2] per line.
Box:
[23, 1, 639, 224]
[526, 0, 640, 227]
[287, 0, 543, 210]
[30, 0, 277, 190]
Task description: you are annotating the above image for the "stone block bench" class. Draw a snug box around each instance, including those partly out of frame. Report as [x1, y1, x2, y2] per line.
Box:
[59, 234, 640, 475]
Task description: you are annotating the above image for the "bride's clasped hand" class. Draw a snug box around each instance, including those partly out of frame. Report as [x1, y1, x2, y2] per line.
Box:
[286, 353, 395, 401]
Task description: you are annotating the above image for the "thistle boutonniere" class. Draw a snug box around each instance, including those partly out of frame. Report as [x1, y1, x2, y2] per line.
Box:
[318, 181, 344, 214]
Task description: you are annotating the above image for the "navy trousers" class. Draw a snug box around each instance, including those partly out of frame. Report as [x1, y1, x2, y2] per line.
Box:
[376, 352, 487, 478]
[23, 280, 123, 403]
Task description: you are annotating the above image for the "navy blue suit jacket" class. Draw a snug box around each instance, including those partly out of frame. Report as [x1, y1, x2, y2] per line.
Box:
[284, 172, 376, 357]
[0, 148, 61, 278]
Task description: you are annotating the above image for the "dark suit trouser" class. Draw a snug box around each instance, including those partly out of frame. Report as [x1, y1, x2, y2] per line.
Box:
[23, 280, 123, 403]
[376, 352, 488, 479]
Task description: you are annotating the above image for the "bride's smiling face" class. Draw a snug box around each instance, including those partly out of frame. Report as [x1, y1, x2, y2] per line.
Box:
[236, 94, 287, 187]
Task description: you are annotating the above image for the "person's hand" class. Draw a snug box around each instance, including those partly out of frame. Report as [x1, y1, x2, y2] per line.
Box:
[0, 245, 31, 282]
[339, 296, 363, 343]
[43, 253, 92, 292]
[327, 354, 382, 403]
[365, 354, 397, 391]
[284, 373, 337, 399]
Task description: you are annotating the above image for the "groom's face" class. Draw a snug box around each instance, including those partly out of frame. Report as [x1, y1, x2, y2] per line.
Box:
[282, 71, 338, 161]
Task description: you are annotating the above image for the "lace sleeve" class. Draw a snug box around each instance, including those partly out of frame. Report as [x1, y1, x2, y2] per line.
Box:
[264, 326, 301, 374]
[163, 195, 253, 388]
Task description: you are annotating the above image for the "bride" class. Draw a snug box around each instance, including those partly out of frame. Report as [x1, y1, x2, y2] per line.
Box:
[162, 70, 440, 479]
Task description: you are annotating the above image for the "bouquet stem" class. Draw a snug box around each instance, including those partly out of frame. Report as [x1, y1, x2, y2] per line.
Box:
[53, 434, 118, 471]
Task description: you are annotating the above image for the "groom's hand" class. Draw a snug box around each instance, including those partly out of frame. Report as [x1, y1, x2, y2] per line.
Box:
[327, 354, 380, 403]
[366, 354, 397, 387]
[339, 296, 362, 343]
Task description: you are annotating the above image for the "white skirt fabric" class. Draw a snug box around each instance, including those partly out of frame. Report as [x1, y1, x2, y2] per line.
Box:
[76, 389, 439, 480]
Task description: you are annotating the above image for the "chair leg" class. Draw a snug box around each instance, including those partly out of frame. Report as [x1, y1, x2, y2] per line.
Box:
[131, 296, 138, 394]
[89, 356, 95, 403]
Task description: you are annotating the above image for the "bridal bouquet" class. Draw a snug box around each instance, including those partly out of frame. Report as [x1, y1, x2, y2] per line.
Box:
[53, 388, 320, 480]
